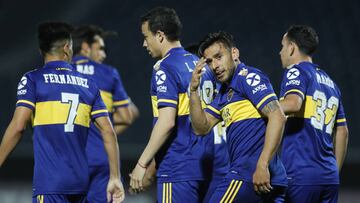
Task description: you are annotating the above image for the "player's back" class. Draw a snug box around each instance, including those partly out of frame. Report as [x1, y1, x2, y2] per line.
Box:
[16, 60, 107, 195]
[280, 62, 346, 185]
[73, 56, 129, 166]
[151, 47, 210, 182]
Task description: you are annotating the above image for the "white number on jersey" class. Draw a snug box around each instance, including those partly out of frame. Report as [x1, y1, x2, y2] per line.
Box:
[61, 92, 79, 132]
[310, 90, 339, 134]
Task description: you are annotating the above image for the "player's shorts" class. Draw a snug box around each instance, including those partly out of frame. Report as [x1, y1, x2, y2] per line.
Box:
[203, 176, 223, 203]
[157, 180, 208, 203]
[86, 164, 109, 203]
[33, 194, 86, 203]
[208, 178, 286, 203]
[285, 184, 339, 203]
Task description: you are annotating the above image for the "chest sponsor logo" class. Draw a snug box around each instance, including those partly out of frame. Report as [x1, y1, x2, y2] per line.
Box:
[18, 76, 27, 89]
[287, 68, 300, 79]
[246, 73, 261, 86]
[156, 70, 167, 85]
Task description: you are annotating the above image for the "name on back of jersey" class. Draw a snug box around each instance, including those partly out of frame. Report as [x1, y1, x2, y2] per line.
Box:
[316, 73, 334, 89]
[43, 73, 89, 88]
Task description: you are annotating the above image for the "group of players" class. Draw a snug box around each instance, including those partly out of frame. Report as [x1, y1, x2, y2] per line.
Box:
[0, 5, 349, 203]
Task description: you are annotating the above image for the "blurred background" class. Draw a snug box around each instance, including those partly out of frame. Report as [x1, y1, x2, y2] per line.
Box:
[0, 0, 359, 202]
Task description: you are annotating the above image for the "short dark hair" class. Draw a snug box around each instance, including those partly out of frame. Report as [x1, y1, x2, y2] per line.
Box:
[72, 25, 117, 55]
[141, 7, 182, 42]
[38, 22, 73, 55]
[198, 31, 235, 57]
[286, 25, 319, 56]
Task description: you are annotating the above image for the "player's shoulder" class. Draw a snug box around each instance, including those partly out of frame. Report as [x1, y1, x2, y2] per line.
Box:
[234, 63, 269, 83]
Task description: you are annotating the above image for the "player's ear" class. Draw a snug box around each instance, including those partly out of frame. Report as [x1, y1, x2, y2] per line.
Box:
[63, 41, 73, 60]
[231, 47, 239, 60]
[156, 30, 165, 43]
[289, 42, 296, 56]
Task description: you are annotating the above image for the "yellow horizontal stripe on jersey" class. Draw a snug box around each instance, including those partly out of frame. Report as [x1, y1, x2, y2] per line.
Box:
[100, 90, 113, 112]
[113, 99, 130, 106]
[256, 93, 277, 109]
[91, 109, 108, 115]
[336, 118, 346, 123]
[33, 101, 91, 127]
[207, 105, 220, 115]
[17, 100, 35, 107]
[284, 89, 305, 99]
[75, 59, 89, 64]
[158, 99, 178, 105]
[178, 93, 190, 116]
[221, 100, 262, 127]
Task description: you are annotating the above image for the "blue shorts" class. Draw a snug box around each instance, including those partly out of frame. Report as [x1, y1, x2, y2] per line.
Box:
[203, 176, 223, 203]
[33, 194, 86, 203]
[285, 184, 339, 203]
[86, 165, 109, 203]
[209, 178, 286, 203]
[157, 180, 207, 202]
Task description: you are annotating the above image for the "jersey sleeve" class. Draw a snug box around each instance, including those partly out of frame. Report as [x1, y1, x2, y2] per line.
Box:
[335, 99, 347, 127]
[239, 69, 278, 110]
[279, 66, 307, 100]
[112, 68, 130, 108]
[155, 64, 179, 109]
[91, 89, 109, 120]
[16, 73, 36, 110]
[205, 93, 222, 120]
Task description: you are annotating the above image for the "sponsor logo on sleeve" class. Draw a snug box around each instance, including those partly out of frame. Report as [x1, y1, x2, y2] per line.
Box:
[17, 76, 27, 89]
[156, 70, 167, 85]
[246, 73, 261, 86]
[252, 84, 268, 94]
[287, 68, 300, 79]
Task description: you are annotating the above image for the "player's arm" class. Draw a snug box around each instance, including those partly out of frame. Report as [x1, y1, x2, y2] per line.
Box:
[333, 125, 349, 172]
[94, 116, 125, 202]
[253, 100, 286, 194]
[0, 106, 32, 167]
[130, 106, 176, 192]
[113, 106, 132, 135]
[279, 94, 303, 114]
[189, 57, 220, 134]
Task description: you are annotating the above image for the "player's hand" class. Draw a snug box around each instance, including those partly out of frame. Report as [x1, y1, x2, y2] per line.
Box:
[190, 57, 207, 92]
[129, 163, 147, 193]
[106, 178, 125, 203]
[252, 162, 273, 195]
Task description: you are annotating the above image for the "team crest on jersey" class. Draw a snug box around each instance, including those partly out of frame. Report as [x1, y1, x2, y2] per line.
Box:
[17, 76, 27, 89]
[287, 68, 300, 80]
[227, 89, 234, 101]
[246, 73, 261, 86]
[156, 70, 167, 85]
[238, 68, 248, 76]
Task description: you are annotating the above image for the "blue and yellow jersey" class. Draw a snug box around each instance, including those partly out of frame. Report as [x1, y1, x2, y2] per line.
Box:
[280, 61, 347, 185]
[150, 47, 210, 182]
[72, 55, 129, 166]
[200, 67, 229, 179]
[205, 63, 287, 186]
[16, 61, 108, 195]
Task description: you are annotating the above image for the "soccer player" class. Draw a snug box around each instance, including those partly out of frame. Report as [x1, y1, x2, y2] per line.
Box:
[0, 22, 124, 203]
[185, 43, 230, 203]
[278, 25, 349, 203]
[129, 7, 210, 202]
[71, 25, 133, 203]
[189, 31, 288, 202]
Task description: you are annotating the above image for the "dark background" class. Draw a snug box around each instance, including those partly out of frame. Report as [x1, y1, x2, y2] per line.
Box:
[0, 0, 359, 201]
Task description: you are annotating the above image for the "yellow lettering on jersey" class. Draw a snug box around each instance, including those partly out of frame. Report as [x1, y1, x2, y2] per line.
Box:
[33, 101, 91, 127]
[221, 100, 262, 127]
[100, 90, 113, 112]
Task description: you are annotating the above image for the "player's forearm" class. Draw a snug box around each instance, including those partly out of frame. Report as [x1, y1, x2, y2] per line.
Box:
[138, 118, 174, 166]
[189, 91, 211, 134]
[102, 130, 121, 179]
[279, 95, 302, 114]
[333, 126, 349, 172]
[258, 111, 286, 166]
[0, 121, 24, 166]
[114, 124, 129, 136]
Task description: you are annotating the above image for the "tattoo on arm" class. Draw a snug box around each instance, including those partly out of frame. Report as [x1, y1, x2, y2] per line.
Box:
[261, 100, 280, 116]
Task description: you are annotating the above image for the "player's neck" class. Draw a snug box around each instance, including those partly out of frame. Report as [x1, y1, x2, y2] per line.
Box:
[44, 54, 70, 64]
[160, 41, 182, 58]
[289, 55, 313, 68]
